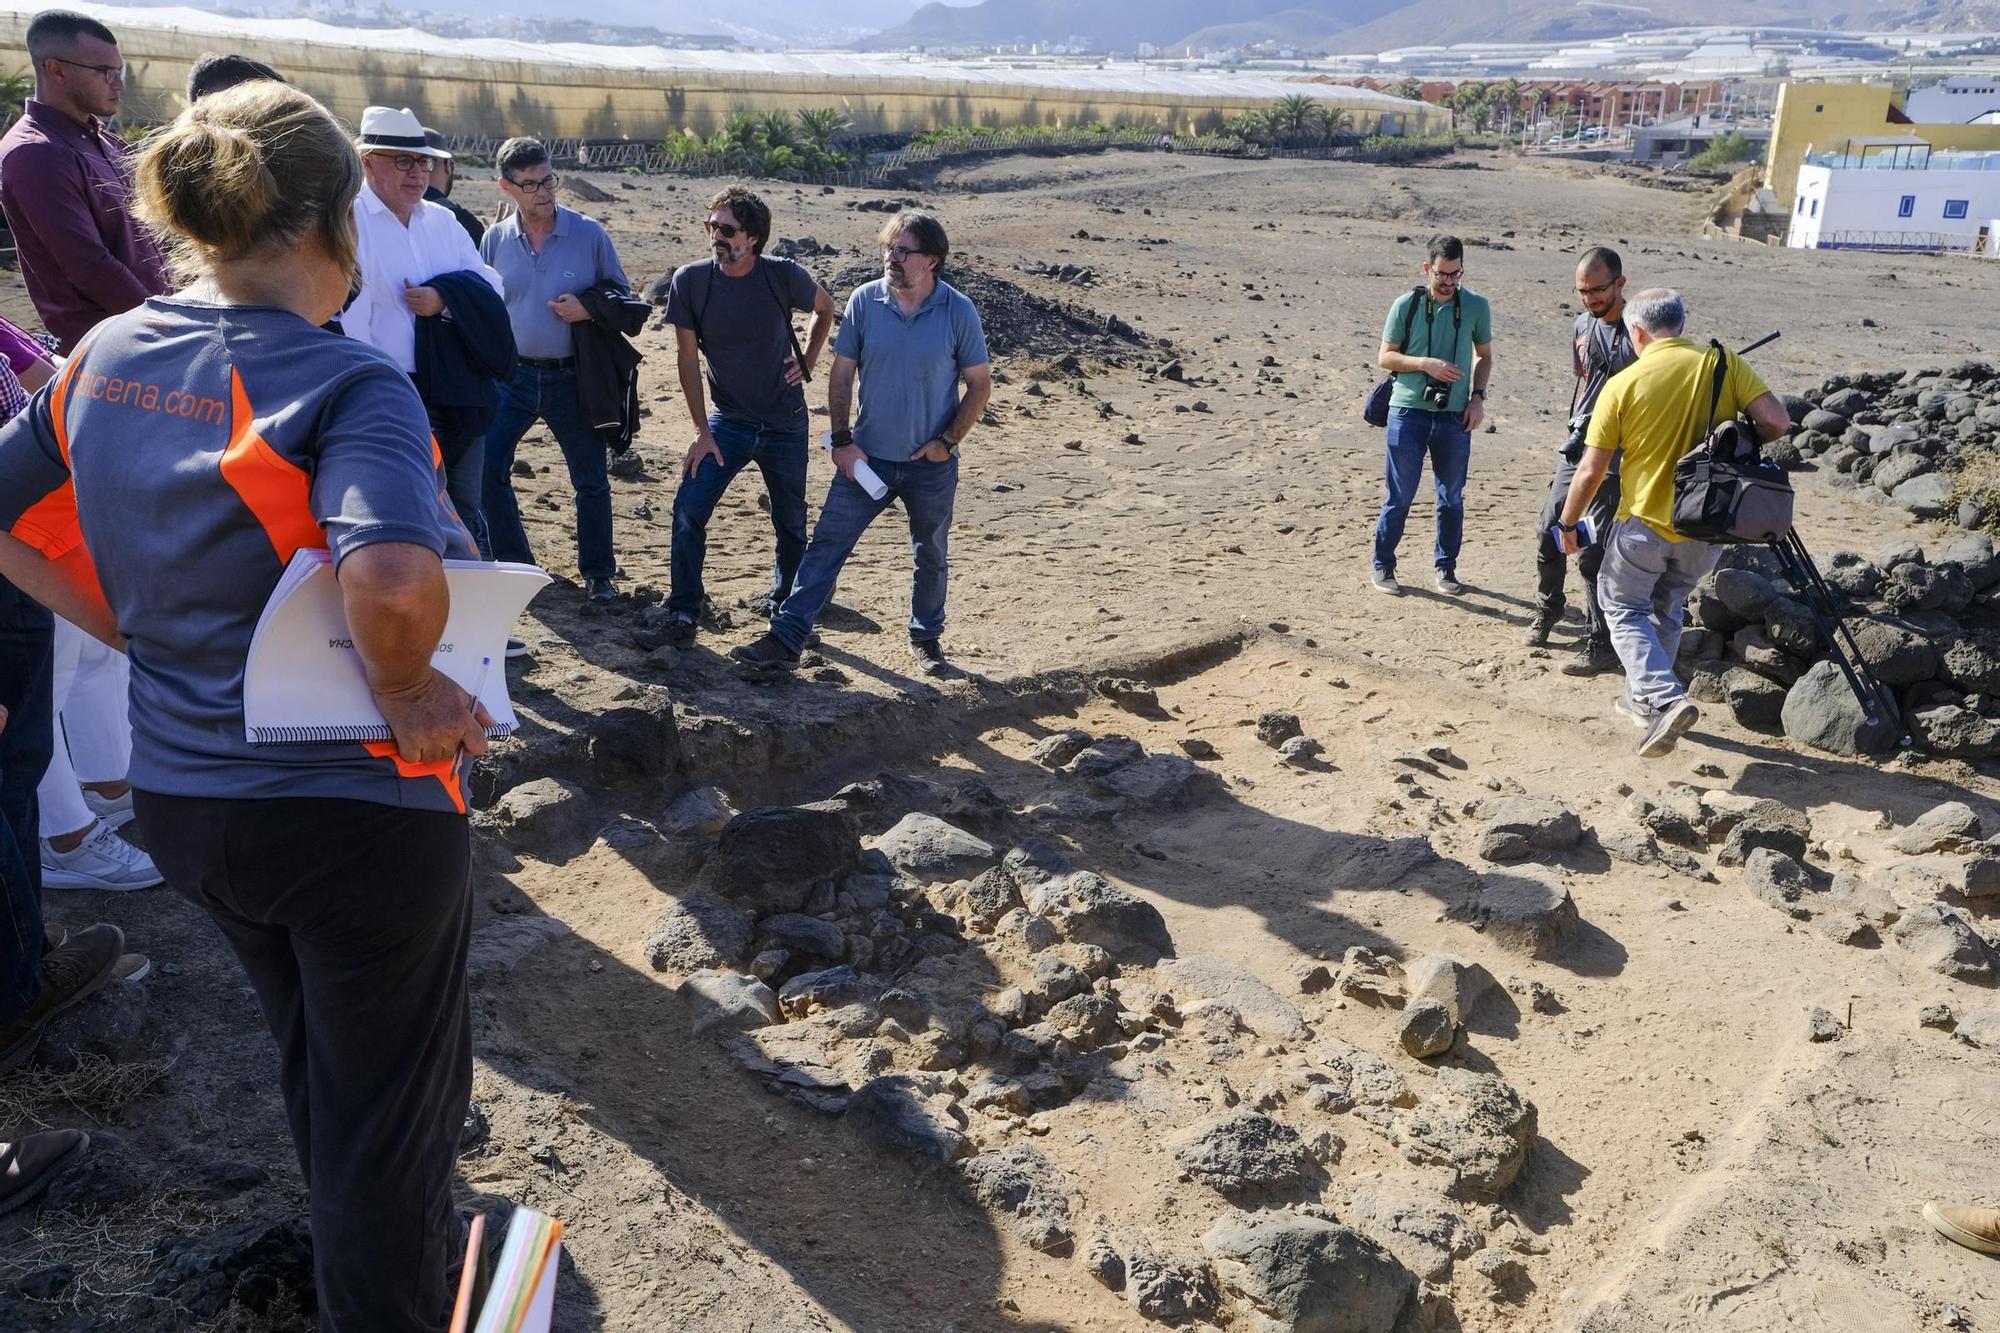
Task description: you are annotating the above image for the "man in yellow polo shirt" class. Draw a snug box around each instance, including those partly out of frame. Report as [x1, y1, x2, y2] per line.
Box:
[1554, 289, 1791, 758]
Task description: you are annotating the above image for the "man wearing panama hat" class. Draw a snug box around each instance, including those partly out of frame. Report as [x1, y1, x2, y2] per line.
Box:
[344, 106, 507, 550]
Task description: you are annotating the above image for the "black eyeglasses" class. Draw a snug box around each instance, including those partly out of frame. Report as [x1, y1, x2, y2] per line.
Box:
[509, 174, 559, 194]
[884, 245, 925, 262]
[706, 219, 743, 237]
[52, 56, 124, 83]
[376, 154, 430, 174]
[1431, 266, 1464, 282]
[1576, 277, 1617, 298]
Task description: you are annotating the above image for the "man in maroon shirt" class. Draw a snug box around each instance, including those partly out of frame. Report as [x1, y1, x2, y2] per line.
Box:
[0, 11, 169, 353]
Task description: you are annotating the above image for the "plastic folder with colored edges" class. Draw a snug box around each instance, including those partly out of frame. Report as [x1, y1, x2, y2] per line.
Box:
[451, 1207, 563, 1333]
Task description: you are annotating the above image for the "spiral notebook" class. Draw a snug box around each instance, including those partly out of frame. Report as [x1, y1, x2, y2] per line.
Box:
[243, 548, 550, 744]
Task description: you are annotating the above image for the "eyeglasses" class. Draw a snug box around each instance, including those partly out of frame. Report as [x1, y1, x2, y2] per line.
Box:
[884, 245, 925, 262]
[1430, 266, 1464, 282]
[509, 174, 559, 194]
[375, 154, 431, 174]
[1576, 278, 1618, 298]
[52, 56, 124, 83]
[706, 219, 743, 238]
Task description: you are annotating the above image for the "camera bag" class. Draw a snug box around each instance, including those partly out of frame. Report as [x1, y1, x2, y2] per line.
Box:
[1363, 285, 1428, 428]
[1670, 341, 1794, 544]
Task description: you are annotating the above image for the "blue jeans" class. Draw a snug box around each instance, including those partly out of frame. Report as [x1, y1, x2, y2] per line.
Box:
[481, 364, 614, 579]
[0, 580, 52, 1023]
[667, 415, 809, 619]
[771, 454, 958, 653]
[1374, 406, 1472, 578]
[1597, 516, 1720, 711]
[438, 431, 490, 560]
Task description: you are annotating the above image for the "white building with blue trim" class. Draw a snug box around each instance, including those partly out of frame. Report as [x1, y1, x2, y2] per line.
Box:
[1787, 138, 2000, 252]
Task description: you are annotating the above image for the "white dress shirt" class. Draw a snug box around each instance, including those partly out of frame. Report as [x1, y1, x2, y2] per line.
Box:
[346, 183, 503, 373]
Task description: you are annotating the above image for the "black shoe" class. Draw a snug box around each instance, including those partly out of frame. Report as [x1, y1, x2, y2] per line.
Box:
[1560, 639, 1621, 677]
[663, 615, 697, 649]
[1523, 609, 1561, 647]
[0, 1129, 89, 1217]
[729, 633, 800, 672]
[585, 577, 619, 604]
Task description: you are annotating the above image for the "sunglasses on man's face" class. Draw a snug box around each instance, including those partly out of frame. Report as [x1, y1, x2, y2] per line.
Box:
[706, 219, 744, 238]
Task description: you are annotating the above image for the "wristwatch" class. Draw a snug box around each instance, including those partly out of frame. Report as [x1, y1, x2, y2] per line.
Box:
[936, 434, 961, 455]
[1471, 388, 1487, 399]
[830, 428, 854, 448]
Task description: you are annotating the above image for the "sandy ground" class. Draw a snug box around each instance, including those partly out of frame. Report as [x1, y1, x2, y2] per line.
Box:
[5, 148, 2000, 1332]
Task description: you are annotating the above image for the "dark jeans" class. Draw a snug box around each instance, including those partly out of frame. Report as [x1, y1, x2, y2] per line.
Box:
[437, 431, 490, 561]
[667, 414, 809, 619]
[480, 364, 614, 579]
[1534, 453, 1621, 644]
[771, 454, 958, 652]
[136, 791, 473, 1333]
[0, 580, 51, 1023]
[1374, 406, 1472, 578]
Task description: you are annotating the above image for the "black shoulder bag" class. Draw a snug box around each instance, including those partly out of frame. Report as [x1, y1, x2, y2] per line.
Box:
[1363, 285, 1427, 428]
[1669, 341, 1794, 544]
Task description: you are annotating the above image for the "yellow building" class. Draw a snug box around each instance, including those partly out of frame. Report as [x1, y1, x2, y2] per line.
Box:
[1765, 81, 2000, 207]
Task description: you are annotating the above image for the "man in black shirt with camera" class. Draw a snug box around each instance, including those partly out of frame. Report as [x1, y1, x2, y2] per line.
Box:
[1528, 247, 1634, 675]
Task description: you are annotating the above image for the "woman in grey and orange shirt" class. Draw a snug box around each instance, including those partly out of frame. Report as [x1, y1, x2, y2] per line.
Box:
[0, 83, 489, 1332]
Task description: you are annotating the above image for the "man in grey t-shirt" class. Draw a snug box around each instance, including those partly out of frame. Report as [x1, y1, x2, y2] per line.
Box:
[662, 186, 834, 647]
[1529, 246, 1635, 676]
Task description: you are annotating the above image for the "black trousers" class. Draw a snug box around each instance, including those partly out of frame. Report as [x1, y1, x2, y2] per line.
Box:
[1534, 454, 1621, 645]
[136, 791, 473, 1333]
[0, 579, 52, 1023]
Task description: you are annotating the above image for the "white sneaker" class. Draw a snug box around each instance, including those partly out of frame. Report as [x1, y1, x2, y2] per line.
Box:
[40, 823, 164, 891]
[1638, 698, 1701, 759]
[1434, 571, 1464, 596]
[81, 787, 135, 830]
[1370, 570, 1401, 596]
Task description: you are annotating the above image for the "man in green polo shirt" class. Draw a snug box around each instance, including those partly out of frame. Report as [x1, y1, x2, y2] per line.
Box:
[1372, 234, 1494, 597]
[1555, 288, 1790, 758]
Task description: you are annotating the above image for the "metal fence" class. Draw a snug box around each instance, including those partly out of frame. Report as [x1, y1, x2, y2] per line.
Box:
[1798, 228, 1989, 254]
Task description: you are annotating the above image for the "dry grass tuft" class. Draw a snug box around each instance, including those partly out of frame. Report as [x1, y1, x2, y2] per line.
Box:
[0, 1187, 220, 1322]
[0, 1054, 174, 1129]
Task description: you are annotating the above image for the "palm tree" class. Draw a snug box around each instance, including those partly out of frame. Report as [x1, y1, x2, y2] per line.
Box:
[0, 69, 29, 132]
[1391, 78, 1423, 102]
[1310, 103, 1350, 144]
[1226, 110, 1271, 145]
[795, 106, 850, 154]
[1494, 78, 1522, 135]
[757, 110, 797, 151]
[1268, 93, 1319, 144]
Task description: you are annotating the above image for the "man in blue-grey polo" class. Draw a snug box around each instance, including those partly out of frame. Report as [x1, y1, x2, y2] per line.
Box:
[478, 135, 630, 603]
[731, 210, 992, 676]
[1372, 233, 1493, 598]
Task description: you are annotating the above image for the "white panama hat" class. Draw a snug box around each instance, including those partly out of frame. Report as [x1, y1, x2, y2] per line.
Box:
[356, 105, 450, 159]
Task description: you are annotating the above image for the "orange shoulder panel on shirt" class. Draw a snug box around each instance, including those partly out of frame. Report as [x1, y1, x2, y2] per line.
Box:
[218, 368, 325, 564]
[7, 355, 90, 558]
[360, 740, 468, 814]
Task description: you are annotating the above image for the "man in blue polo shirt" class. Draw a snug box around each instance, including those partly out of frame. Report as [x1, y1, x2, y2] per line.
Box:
[732, 210, 992, 676]
[478, 136, 630, 603]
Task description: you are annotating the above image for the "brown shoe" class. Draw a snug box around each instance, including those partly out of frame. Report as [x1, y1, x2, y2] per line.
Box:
[0, 1128, 89, 1217]
[0, 923, 124, 1077]
[0, 1120, 89, 1216]
[1926, 1202, 2000, 1255]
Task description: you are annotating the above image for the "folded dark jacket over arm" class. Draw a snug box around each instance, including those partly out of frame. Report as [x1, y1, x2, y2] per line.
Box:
[574, 284, 647, 450]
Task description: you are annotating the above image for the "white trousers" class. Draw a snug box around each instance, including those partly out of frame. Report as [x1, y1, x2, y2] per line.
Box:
[35, 617, 132, 838]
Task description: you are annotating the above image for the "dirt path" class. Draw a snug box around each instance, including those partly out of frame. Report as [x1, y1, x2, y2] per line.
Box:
[4, 151, 1998, 1333]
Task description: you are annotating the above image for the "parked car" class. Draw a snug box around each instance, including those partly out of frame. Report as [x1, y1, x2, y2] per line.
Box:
[1579, 126, 1605, 142]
